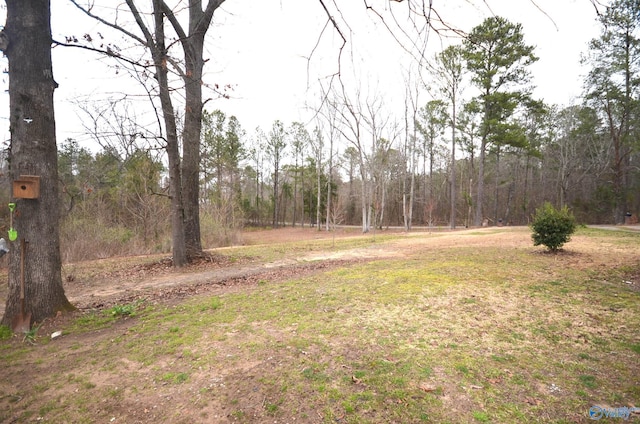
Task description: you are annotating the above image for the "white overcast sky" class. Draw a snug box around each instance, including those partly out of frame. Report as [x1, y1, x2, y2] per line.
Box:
[0, 0, 604, 148]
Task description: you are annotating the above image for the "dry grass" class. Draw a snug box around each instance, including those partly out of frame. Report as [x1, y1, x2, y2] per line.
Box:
[0, 226, 639, 423]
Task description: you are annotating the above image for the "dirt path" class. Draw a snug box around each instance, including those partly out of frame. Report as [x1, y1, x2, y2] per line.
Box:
[64, 233, 418, 311]
[0, 227, 415, 316]
[3, 225, 634, 316]
[60, 227, 526, 312]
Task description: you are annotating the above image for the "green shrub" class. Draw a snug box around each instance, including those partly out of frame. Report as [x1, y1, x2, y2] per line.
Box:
[108, 303, 136, 317]
[531, 202, 577, 252]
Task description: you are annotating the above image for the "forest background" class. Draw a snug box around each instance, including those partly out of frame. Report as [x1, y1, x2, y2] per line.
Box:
[0, 0, 637, 264]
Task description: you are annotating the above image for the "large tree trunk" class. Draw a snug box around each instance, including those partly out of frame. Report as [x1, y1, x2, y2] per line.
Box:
[182, 59, 204, 257]
[181, 7, 208, 258]
[1, 0, 74, 327]
[158, 66, 187, 268]
[164, 0, 221, 258]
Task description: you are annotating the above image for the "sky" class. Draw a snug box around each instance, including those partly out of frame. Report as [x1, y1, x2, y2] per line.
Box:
[198, 0, 604, 134]
[0, 0, 605, 150]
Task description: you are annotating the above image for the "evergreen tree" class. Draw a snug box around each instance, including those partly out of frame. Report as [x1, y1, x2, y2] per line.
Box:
[583, 0, 640, 223]
[463, 16, 538, 226]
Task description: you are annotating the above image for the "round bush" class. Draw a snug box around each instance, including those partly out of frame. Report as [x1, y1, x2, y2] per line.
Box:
[531, 202, 577, 252]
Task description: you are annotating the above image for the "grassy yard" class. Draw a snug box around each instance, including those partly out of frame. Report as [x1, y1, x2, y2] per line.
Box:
[0, 227, 639, 423]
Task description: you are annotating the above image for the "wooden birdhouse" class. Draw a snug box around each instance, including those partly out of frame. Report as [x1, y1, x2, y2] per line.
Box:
[13, 175, 40, 199]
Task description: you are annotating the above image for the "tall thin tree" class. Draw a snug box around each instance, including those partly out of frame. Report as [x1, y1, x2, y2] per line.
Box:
[430, 45, 464, 229]
[266, 121, 287, 228]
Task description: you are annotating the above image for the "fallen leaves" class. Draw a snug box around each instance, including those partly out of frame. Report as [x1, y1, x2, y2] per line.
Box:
[525, 397, 542, 406]
[418, 383, 437, 392]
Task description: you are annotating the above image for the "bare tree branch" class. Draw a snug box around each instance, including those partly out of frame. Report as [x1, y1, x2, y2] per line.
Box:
[68, 1, 191, 82]
[68, 0, 147, 46]
[160, 2, 191, 54]
[529, 0, 558, 31]
[317, 0, 347, 80]
[52, 39, 147, 69]
[198, 0, 226, 34]
[588, 0, 606, 15]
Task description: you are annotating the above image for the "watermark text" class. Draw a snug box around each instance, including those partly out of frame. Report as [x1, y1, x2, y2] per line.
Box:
[589, 405, 640, 421]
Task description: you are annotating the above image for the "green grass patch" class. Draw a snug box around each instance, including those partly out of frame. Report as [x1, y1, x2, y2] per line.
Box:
[472, 411, 490, 422]
[108, 303, 137, 317]
[0, 325, 12, 340]
[579, 374, 597, 389]
[161, 372, 189, 384]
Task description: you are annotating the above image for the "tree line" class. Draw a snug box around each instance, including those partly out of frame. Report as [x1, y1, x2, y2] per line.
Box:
[50, 2, 640, 258]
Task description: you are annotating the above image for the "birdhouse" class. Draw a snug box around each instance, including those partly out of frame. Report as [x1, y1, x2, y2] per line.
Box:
[13, 175, 40, 199]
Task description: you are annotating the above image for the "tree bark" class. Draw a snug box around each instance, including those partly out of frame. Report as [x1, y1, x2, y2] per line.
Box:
[154, 37, 188, 268]
[173, 0, 222, 258]
[1, 0, 74, 327]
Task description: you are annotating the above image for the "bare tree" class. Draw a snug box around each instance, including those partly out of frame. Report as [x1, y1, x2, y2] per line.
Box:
[69, 0, 225, 264]
[247, 130, 267, 226]
[289, 122, 311, 228]
[550, 105, 610, 208]
[363, 95, 393, 230]
[311, 127, 324, 230]
[323, 117, 339, 233]
[315, 82, 342, 231]
[416, 100, 447, 227]
[332, 87, 372, 232]
[429, 46, 465, 229]
[402, 75, 420, 231]
[266, 121, 287, 228]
